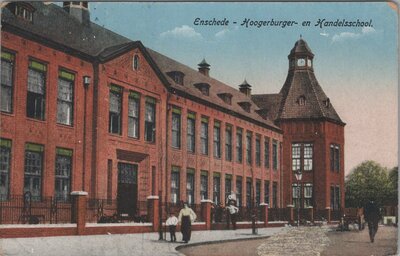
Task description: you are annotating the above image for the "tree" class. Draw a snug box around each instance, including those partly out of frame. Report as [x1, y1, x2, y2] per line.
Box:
[345, 161, 390, 208]
[387, 167, 398, 205]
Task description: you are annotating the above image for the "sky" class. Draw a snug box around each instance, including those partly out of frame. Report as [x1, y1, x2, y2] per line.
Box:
[86, 2, 398, 175]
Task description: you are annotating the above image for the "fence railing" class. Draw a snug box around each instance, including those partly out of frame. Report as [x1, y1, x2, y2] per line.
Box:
[0, 195, 72, 224]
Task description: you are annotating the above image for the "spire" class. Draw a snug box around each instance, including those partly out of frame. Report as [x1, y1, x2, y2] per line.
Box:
[239, 79, 252, 97]
[198, 58, 210, 76]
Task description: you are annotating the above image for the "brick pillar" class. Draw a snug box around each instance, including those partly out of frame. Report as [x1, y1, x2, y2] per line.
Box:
[260, 203, 269, 227]
[147, 196, 160, 231]
[325, 207, 331, 223]
[71, 191, 88, 235]
[201, 199, 213, 230]
[308, 206, 314, 223]
[287, 205, 294, 225]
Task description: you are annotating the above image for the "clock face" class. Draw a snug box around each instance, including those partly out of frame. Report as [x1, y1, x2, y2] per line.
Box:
[307, 59, 312, 67]
[297, 58, 306, 67]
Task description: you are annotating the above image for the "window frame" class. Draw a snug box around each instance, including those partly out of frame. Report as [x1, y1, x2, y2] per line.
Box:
[1, 51, 15, 113]
[144, 97, 156, 143]
[109, 85, 122, 135]
[0, 138, 11, 200]
[187, 112, 196, 153]
[255, 136, 261, 166]
[246, 132, 252, 165]
[55, 148, 72, 202]
[26, 60, 47, 120]
[24, 143, 44, 201]
[264, 137, 270, 169]
[171, 107, 181, 149]
[236, 129, 243, 163]
[200, 171, 208, 200]
[171, 167, 180, 204]
[213, 121, 221, 158]
[200, 117, 209, 155]
[186, 169, 195, 205]
[128, 91, 140, 139]
[212, 173, 221, 205]
[57, 70, 75, 126]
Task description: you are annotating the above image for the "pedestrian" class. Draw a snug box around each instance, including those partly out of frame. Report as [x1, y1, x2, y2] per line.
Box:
[178, 202, 197, 243]
[226, 200, 239, 230]
[166, 212, 178, 242]
[364, 200, 381, 243]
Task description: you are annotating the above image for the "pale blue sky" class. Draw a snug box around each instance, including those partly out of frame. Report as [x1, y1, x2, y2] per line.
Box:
[86, 2, 398, 174]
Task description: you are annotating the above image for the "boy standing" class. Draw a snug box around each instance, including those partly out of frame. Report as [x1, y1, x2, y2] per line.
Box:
[166, 212, 178, 242]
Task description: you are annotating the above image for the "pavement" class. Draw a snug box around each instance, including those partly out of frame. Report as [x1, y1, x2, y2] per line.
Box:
[0, 226, 284, 256]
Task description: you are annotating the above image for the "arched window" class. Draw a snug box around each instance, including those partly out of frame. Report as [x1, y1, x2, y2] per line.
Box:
[133, 55, 139, 70]
[298, 96, 306, 106]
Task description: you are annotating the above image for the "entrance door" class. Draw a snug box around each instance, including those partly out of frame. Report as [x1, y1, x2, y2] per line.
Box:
[117, 163, 138, 217]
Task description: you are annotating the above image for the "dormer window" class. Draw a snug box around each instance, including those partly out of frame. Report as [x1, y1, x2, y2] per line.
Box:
[133, 55, 139, 70]
[12, 3, 35, 22]
[297, 96, 306, 106]
[238, 102, 251, 113]
[194, 83, 210, 96]
[167, 71, 185, 85]
[324, 98, 330, 108]
[218, 93, 232, 105]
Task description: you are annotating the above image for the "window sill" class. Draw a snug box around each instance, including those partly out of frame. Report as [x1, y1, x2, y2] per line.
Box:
[171, 146, 181, 151]
[1, 111, 14, 117]
[26, 117, 46, 123]
[108, 133, 123, 138]
[127, 136, 140, 140]
[56, 123, 74, 130]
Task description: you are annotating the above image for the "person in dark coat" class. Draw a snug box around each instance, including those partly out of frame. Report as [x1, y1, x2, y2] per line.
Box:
[364, 200, 381, 243]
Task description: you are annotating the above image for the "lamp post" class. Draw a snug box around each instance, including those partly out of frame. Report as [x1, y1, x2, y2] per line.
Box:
[295, 169, 302, 227]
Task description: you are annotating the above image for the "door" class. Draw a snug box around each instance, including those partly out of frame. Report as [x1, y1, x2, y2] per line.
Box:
[117, 162, 138, 217]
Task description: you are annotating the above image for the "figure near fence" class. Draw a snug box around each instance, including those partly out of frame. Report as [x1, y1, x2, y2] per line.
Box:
[166, 212, 178, 242]
[364, 200, 381, 243]
[178, 202, 197, 243]
[226, 199, 239, 230]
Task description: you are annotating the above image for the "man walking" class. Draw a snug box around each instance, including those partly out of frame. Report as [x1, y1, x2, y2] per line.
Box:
[226, 200, 239, 230]
[364, 200, 381, 243]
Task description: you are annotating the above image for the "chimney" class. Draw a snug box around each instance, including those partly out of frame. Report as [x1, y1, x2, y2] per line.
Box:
[198, 58, 210, 77]
[63, 2, 90, 25]
[239, 79, 252, 97]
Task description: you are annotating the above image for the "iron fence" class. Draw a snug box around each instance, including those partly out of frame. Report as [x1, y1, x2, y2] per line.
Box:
[268, 208, 289, 222]
[0, 194, 72, 224]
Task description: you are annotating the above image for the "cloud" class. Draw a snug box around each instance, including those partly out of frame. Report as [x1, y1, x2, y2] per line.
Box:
[332, 27, 376, 43]
[215, 29, 229, 39]
[160, 25, 202, 40]
[320, 31, 329, 37]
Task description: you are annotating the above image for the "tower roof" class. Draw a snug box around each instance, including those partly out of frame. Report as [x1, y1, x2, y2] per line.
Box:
[198, 58, 210, 68]
[239, 79, 252, 89]
[289, 37, 314, 58]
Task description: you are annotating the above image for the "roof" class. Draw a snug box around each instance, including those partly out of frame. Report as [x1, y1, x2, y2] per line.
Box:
[252, 94, 282, 121]
[289, 38, 314, 58]
[146, 48, 281, 131]
[2, 2, 131, 58]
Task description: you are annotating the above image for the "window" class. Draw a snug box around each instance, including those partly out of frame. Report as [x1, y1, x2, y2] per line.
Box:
[225, 125, 232, 161]
[133, 55, 139, 70]
[167, 71, 185, 85]
[200, 117, 209, 155]
[107, 160, 112, 201]
[171, 107, 181, 148]
[145, 97, 156, 142]
[128, 92, 140, 138]
[1, 51, 14, 113]
[272, 182, 278, 208]
[255, 180, 261, 206]
[236, 129, 243, 163]
[194, 83, 210, 96]
[264, 181, 270, 205]
[304, 183, 313, 208]
[55, 148, 72, 201]
[330, 144, 340, 172]
[213, 173, 221, 204]
[117, 163, 137, 184]
[200, 171, 208, 200]
[217, 93, 232, 105]
[109, 85, 122, 134]
[171, 167, 180, 204]
[255, 136, 261, 166]
[272, 140, 278, 170]
[213, 121, 221, 158]
[331, 185, 341, 210]
[298, 95, 306, 105]
[15, 4, 33, 22]
[246, 178, 252, 208]
[246, 132, 252, 165]
[292, 183, 301, 208]
[24, 143, 43, 200]
[292, 143, 314, 172]
[238, 102, 251, 113]
[27, 60, 46, 120]
[57, 70, 74, 126]
[264, 137, 270, 168]
[187, 170, 195, 205]
[187, 112, 196, 153]
[236, 177, 242, 207]
[0, 138, 11, 200]
[225, 175, 232, 203]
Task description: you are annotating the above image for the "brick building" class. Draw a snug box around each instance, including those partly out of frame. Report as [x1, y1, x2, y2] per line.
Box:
[0, 2, 343, 221]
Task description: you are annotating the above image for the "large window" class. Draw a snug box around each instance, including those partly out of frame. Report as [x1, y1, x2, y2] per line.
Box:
[57, 70, 74, 126]
[304, 183, 313, 208]
[292, 143, 313, 172]
[236, 129, 243, 163]
[27, 60, 46, 120]
[272, 182, 278, 208]
[1, 51, 14, 113]
[187, 112, 196, 153]
[24, 143, 44, 200]
[272, 140, 278, 170]
[246, 132, 252, 165]
[213, 173, 221, 204]
[128, 91, 140, 138]
[55, 148, 72, 201]
[171, 107, 181, 148]
[213, 121, 221, 158]
[255, 136, 261, 166]
[264, 137, 270, 168]
[255, 180, 261, 206]
[109, 85, 122, 134]
[225, 175, 232, 203]
[331, 185, 341, 210]
[264, 181, 270, 205]
[186, 169, 195, 205]
[246, 178, 252, 208]
[236, 177, 242, 207]
[330, 144, 340, 172]
[0, 138, 11, 200]
[145, 97, 156, 142]
[171, 167, 180, 204]
[200, 117, 209, 155]
[200, 171, 208, 200]
[225, 125, 232, 161]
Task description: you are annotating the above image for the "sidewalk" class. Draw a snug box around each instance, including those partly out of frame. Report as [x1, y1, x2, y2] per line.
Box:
[0, 227, 284, 256]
